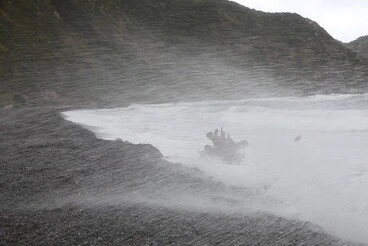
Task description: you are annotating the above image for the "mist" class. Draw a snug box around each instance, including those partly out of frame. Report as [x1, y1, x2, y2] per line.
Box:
[2, 0, 368, 245]
[63, 94, 368, 242]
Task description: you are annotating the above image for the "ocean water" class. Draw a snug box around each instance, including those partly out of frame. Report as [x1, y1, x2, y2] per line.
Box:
[63, 93, 368, 243]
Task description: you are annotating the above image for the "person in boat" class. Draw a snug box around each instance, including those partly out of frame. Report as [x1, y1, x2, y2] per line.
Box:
[204, 128, 247, 160]
[206, 128, 231, 149]
[206, 129, 222, 151]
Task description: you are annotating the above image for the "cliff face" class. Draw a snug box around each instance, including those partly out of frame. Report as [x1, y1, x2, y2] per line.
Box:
[346, 35, 368, 58]
[1, 0, 367, 107]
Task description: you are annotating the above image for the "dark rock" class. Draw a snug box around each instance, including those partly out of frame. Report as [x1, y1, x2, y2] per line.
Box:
[1, 0, 368, 108]
[345, 35, 368, 58]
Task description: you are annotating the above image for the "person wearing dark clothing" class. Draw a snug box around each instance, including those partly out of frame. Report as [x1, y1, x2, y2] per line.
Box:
[204, 128, 247, 164]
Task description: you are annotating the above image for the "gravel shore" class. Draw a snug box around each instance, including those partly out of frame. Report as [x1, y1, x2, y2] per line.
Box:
[0, 108, 363, 245]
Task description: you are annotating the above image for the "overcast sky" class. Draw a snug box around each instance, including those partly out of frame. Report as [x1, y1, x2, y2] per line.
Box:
[232, 0, 367, 42]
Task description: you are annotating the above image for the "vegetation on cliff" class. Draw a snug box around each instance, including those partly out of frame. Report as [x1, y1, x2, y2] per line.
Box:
[1, 0, 367, 107]
[346, 35, 368, 58]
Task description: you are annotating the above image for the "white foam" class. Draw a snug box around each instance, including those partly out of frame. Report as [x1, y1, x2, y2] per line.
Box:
[62, 94, 368, 243]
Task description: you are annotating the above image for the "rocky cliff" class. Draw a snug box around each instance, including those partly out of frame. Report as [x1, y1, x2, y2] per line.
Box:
[346, 35, 368, 58]
[1, 0, 367, 107]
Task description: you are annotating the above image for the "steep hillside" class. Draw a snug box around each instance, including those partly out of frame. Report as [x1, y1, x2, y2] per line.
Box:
[1, 0, 367, 107]
[346, 35, 368, 58]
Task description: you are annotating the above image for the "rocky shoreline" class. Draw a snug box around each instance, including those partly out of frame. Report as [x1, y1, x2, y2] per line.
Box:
[0, 108, 364, 245]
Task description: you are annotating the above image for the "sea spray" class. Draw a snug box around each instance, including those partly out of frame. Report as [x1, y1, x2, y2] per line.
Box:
[63, 94, 368, 242]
